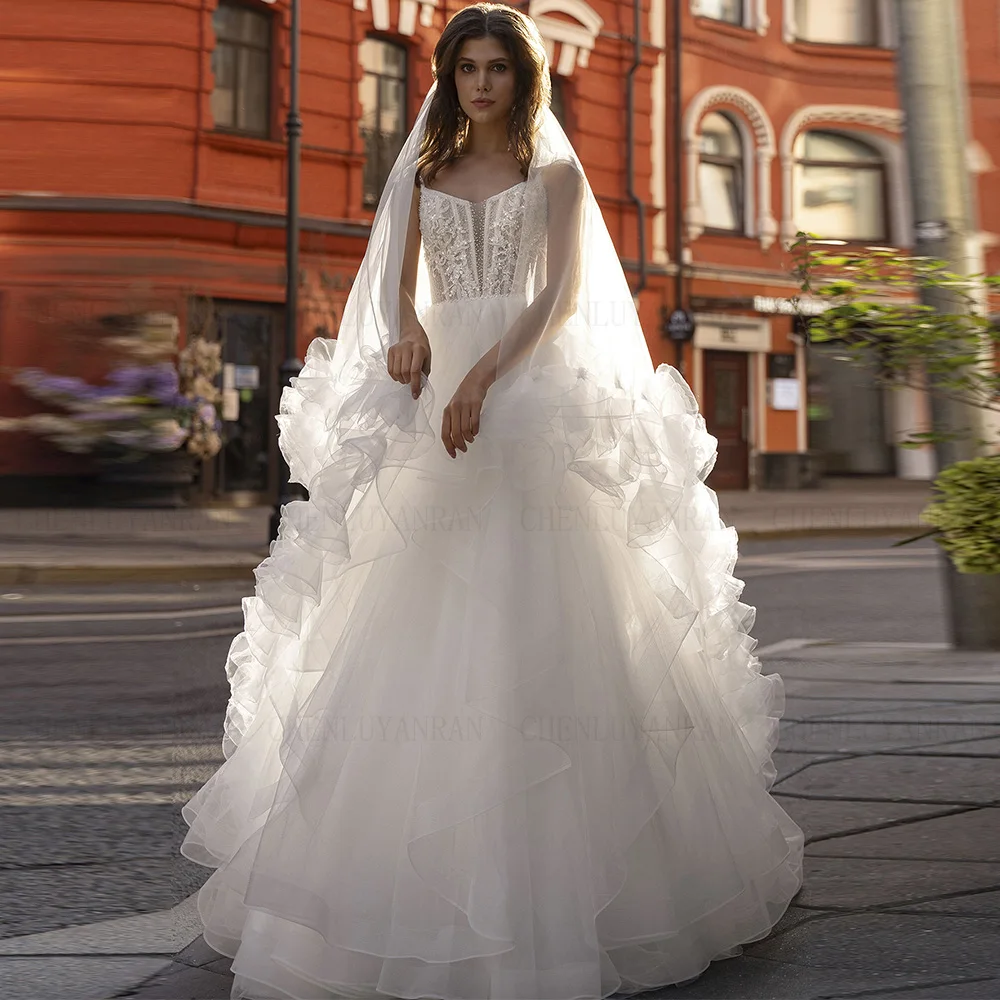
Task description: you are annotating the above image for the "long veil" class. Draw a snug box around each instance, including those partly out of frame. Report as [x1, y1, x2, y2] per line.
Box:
[221, 80, 764, 778]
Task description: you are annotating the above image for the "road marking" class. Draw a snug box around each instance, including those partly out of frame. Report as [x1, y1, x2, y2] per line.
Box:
[0, 604, 241, 625]
[2, 625, 238, 646]
[757, 638, 954, 657]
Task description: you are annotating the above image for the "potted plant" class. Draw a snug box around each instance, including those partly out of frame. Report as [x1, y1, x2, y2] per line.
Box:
[794, 240, 1000, 650]
[0, 311, 223, 506]
[921, 457, 1000, 650]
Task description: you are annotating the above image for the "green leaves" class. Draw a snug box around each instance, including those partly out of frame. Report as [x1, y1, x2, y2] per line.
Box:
[791, 236, 1000, 423]
[922, 457, 1000, 574]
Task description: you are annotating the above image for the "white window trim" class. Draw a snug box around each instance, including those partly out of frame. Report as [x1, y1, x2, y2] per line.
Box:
[783, 0, 895, 47]
[692, 0, 770, 35]
[779, 105, 910, 246]
[528, 0, 604, 76]
[684, 86, 777, 249]
[352, 0, 438, 34]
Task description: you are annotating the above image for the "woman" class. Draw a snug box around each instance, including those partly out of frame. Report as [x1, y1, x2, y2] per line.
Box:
[181, 5, 804, 999]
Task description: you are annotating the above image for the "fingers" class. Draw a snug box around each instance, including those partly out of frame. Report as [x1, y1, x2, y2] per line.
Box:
[442, 401, 481, 457]
[387, 343, 409, 385]
[441, 409, 457, 458]
[409, 353, 423, 399]
[388, 342, 430, 398]
[460, 405, 474, 444]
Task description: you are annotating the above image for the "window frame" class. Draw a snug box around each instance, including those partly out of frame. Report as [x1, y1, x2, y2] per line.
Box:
[788, 0, 886, 48]
[695, 0, 745, 28]
[698, 111, 747, 236]
[210, 0, 275, 139]
[794, 130, 889, 244]
[358, 35, 410, 210]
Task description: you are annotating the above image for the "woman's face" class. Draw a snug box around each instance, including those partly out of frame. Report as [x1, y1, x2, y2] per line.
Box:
[453, 35, 517, 127]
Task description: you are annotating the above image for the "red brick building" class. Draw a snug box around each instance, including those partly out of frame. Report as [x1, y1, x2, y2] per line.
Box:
[1, 0, 998, 502]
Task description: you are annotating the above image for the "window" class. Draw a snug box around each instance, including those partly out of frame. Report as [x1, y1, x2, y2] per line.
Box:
[794, 132, 886, 241]
[698, 112, 744, 233]
[359, 38, 408, 208]
[210, 1, 272, 137]
[550, 74, 568, 130]
[697, 0, 743, 25]
[793, 0, 878, 46]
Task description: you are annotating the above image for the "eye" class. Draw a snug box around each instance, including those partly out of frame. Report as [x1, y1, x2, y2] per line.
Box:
[492, 63, 507, 72]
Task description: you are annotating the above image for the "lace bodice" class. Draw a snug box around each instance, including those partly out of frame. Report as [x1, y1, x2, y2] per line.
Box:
[419, 179, 546, 303]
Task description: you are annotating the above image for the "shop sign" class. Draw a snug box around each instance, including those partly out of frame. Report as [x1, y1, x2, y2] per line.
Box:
[693, 316, 770, 353]
[753, 295, 828, 317]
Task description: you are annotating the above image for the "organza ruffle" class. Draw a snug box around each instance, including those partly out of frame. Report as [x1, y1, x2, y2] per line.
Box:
[182, 330, 803, 1000]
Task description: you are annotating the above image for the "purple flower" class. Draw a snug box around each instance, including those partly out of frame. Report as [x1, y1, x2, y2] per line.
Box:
[101, 363, 180, 403]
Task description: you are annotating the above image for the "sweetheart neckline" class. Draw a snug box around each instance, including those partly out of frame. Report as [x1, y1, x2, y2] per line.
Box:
[420, 180, 527, 207]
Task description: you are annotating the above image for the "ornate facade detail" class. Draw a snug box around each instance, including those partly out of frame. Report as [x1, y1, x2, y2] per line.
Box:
[779, 105, 905, 243]
[683, 86, 777, 249]
[528, 0, 604, 76]
[352, 0, 438, 36]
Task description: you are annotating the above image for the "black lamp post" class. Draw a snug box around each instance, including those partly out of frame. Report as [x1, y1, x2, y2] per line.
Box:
[269, 0, 304, 543]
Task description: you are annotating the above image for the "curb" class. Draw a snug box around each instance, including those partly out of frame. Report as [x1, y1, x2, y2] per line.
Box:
[0, 564, 258, 586]
[0, 527, 929, 584]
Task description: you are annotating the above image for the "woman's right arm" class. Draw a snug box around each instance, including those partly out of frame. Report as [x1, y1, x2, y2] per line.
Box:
[389, 180, 432, 398]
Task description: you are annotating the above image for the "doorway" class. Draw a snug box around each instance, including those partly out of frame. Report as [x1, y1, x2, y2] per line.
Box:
[199, 300, 283, 505]
[703, 350, 750, 491]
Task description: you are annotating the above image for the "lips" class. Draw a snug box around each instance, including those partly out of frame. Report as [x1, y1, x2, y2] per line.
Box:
[471, 100, 494, 108]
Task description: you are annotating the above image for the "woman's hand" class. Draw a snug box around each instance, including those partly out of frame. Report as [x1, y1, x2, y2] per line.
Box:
[387, 328, 431, 399]
[442, 369, 492, 458]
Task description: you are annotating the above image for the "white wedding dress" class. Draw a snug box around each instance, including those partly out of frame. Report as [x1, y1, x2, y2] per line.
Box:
[180, 176, 804, 1000]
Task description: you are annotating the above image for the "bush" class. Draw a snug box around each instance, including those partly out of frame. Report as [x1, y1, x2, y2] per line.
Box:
[922, 456, 1000, 574]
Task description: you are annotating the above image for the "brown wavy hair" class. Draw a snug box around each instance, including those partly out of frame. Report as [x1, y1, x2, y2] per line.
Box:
[416, 3, 551, 187]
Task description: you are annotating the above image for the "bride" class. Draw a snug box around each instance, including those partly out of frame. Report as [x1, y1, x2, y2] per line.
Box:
[180, 4, 804, 999]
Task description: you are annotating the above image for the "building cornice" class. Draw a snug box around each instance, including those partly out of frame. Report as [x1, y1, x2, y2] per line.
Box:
[0, 195, 372, 239]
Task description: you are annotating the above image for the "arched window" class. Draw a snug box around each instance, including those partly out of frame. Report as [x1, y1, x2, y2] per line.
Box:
[793, 0, 879, 46]
[698, 112, 744, 233]
[794, 131, 886, 242]
[359, 38, 408, 208]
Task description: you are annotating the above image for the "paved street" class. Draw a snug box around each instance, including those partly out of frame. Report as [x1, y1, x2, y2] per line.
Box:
[1, 535, 997, 999]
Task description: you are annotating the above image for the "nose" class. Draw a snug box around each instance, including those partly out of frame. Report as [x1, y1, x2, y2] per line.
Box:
[476, 69, 490, 92]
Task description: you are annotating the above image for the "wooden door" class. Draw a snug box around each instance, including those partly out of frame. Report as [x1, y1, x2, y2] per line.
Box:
[703, 350, 749, 491]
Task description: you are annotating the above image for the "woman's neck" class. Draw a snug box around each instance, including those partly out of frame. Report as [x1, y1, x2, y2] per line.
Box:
[463, 119, 510, 156]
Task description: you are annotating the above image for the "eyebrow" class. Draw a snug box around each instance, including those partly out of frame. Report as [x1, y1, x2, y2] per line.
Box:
[457, 56, 510, 64]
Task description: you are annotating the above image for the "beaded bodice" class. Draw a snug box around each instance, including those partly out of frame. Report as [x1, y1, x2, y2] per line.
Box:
[419, 179, 545, 303]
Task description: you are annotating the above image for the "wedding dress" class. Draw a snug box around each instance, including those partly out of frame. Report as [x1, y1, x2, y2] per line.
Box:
[180, 88, 804, 1000]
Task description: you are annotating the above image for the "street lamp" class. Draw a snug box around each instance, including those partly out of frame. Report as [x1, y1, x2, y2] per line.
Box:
[265, 0, 304, 542]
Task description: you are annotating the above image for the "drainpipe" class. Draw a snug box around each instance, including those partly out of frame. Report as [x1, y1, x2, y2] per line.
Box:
[625, 0, 647, 298]
[672, 0, 685, 373]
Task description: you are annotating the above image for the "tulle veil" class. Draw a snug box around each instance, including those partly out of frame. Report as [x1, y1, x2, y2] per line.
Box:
[223, 78, 722, 763]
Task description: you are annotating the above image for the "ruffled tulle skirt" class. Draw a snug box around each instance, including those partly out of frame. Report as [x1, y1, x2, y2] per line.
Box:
[180, 294, 804, 1000]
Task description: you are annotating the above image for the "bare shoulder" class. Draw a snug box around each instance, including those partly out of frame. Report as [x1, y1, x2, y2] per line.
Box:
[540, 160, 584, 195]
[540, 160, 585, 209]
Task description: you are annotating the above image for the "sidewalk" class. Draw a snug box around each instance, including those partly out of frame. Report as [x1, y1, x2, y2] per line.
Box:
[6, 638, 996, 1000]
[0, 478, 933, 584]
